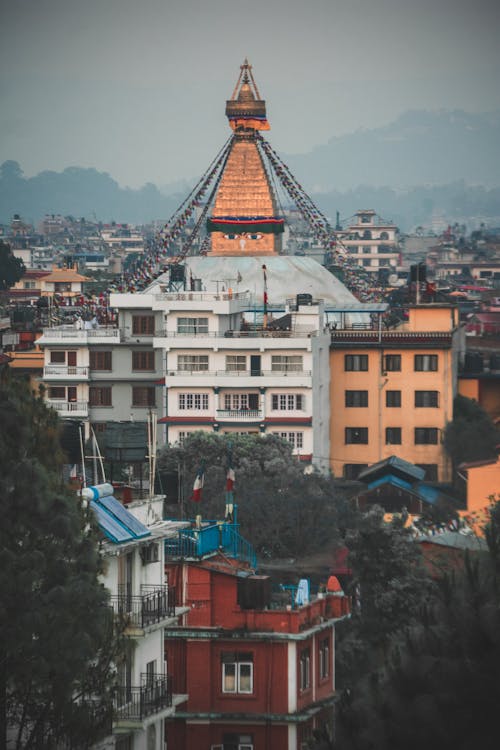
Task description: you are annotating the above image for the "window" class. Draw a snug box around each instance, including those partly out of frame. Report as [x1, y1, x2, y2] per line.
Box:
[177, 317, 208, 334]
[271, 393, 304, 410]
[224, 393, 259, 410]
[415, 391, 439, 407]
[48, 386, 65, 399]
[50, 350, 66, 364]
[362, 259, 371, 267]
[132, 386, 156, 407]
[226, 355, 246, 372]
[178, 355, 209, 371]
[132, 351, 155, 371]
[179, 393, 209, 410]
[386, 427, 402, 445]
[343, 464, 368, 479]
[416, 464, 439, 481]
[178, 431, 188, 445]
[221, 652, 253, 694]
[319, 638, 330, 680]
[90, 350, 112, 370]
[273, 432, 304, 449]
[271, 355, 303, 372]
[344, 355, 368, 371]
[415, 354, 438, 371]
[132, 315, 155, 335]
[362, 245, 371, 253]
[345, 390, 368, 407]
[300, 649, 311, 691]
[386, 390, 401, 407]
[89, 386, 112, 406]
[384, 354, 401, 372]
[415, 428, 439, 444]
[345, 427, 368, 444]
[380, 231, 389, 241]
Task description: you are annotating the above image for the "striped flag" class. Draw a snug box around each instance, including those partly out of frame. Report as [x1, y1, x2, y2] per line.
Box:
[226, 466, 235, 493]
[191, 465, 205, 502]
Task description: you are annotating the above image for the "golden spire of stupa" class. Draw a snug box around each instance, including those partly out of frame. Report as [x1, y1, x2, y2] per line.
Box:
[207, 60, 283, 256]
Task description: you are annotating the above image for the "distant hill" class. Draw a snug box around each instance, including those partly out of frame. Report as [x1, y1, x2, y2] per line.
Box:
[1, 109, 500, 230]
[284, 110, 500, 191]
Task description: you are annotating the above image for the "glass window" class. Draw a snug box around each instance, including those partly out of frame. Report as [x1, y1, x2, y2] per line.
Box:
[272, 432, 304, 449]
[179, 393, 209, 410]
[132, 386, 156, 407]
[50, 350, 65, 363]
[345, 427, 368, 444]
[90, 350, 112, 370]
[132, 315, 155, 335]
[319, 638, 330, 680]
[89, 386, 112, 406]
[176, 317, 208, 334]
[386, 427, 402, 445]
[132, 351, 154, 370]
[226, 355, 246, 372]
[415, 355, 438, 371]
[345, 390, 368, 407]
[271, 355, 303, 372]
[384, 354, 401, 372]
[386, 390, 401, 407]
[300, 649, 310, 691]
[415, 391, 439, 407]
[48, 386, 66, 399]
[178, 355, 209, 371]
[271, 394, 303, 410]
[415, 428, 439, 444]
[221, 653, 253, 694]
[344, 355, 368, 372]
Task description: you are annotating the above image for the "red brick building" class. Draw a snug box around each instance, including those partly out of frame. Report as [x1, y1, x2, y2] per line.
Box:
[164, 556, 350, 750]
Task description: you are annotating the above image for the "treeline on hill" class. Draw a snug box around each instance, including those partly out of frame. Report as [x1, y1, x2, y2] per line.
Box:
[2, 159, 500, 230]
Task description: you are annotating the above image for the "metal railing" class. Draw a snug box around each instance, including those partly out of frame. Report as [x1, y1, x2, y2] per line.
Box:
[114, 674, 172, 721]
[166, 369, 311, 378]
[216, 409, 263, 420]
[164, 522, 257, 569]
[155, 329, 316, 338]
[43, 365, 89, 377]
[41, 326, 120, 342]
[110, 585, 176, 628]
[154, 291, 250, 302]
[47, 400, 89, 415]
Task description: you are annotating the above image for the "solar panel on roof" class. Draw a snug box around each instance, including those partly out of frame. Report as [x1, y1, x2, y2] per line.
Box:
[90, 500, 135, 543]
[98, 495, 151, 540]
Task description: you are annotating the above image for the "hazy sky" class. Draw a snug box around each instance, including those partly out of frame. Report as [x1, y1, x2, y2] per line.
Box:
[1, 0, 499, 188]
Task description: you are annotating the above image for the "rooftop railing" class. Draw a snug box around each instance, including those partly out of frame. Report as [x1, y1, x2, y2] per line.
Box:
[164, 520, 257, 569]
[166, 369, 311, 377]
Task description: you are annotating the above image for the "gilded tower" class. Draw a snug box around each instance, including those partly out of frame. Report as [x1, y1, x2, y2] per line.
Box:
[207, 60, 284, 256]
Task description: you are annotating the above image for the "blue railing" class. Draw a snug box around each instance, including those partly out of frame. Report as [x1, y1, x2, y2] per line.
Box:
[164, 518, 256, 570]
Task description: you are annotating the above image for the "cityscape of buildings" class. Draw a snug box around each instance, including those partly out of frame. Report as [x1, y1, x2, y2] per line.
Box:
[1, 59, 500, 750]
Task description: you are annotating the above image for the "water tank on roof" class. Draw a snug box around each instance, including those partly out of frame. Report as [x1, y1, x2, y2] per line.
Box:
[170, 264, 185, 282]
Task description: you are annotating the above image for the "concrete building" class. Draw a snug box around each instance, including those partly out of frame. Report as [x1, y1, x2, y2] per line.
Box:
[337, 210, 400, 278]
[329, 304, 464, 482]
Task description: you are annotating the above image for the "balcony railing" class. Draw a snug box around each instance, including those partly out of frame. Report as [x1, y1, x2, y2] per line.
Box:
[154, 291, 250, 302]
[166, 369, 311, 378]
[40, 325, 120, 343]
[216, 409, 263, 420]
[115, 674, 172, 721]
[155, 329, 315, 338]
[110, 585, 176, 629]
[47, 400, 89, 416]
[43, 365, 89, 378]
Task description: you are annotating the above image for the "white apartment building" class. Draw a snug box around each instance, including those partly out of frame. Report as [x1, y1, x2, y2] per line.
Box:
[86, 484, 189, 750]
[339, 209, 400, 277]
[38, 288, 331, 471]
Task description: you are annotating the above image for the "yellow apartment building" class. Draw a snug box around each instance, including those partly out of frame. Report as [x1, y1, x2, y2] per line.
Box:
[329, 304, 463, 482]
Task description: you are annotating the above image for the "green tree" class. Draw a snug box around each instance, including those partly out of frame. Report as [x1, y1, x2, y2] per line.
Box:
[336, 506, 433, 687]
[444, 394, 499, 470]
[0, 373, 123, 748]
[157, 432, 349, 558]
[0, 241, 25, 291]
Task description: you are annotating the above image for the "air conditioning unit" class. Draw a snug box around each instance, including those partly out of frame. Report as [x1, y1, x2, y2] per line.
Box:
[140, 543, 159, 565]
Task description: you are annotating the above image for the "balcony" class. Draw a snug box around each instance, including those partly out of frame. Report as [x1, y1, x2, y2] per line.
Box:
[43, 365, 89, 380]
[110, 585, 176, 631]
[114, 674, 172, 723]
[47, 400, 89, 417]
[216, 409, 263, 421]
[39, 325, 120, 345]
[166, 369, 311, 378]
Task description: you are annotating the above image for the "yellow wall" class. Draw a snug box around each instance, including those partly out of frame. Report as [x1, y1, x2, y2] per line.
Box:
[329, 345, 454, 480]
[466, 458, 500, 513]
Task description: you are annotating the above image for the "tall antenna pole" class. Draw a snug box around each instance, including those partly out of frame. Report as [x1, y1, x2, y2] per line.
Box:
[262, 265, 268, 329]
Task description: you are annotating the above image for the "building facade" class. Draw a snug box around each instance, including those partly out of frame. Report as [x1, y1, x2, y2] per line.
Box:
[337, 210, 400, 278]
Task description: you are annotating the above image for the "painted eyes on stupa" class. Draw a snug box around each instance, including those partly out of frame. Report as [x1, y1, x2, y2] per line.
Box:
[224, 233, 263, 240]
